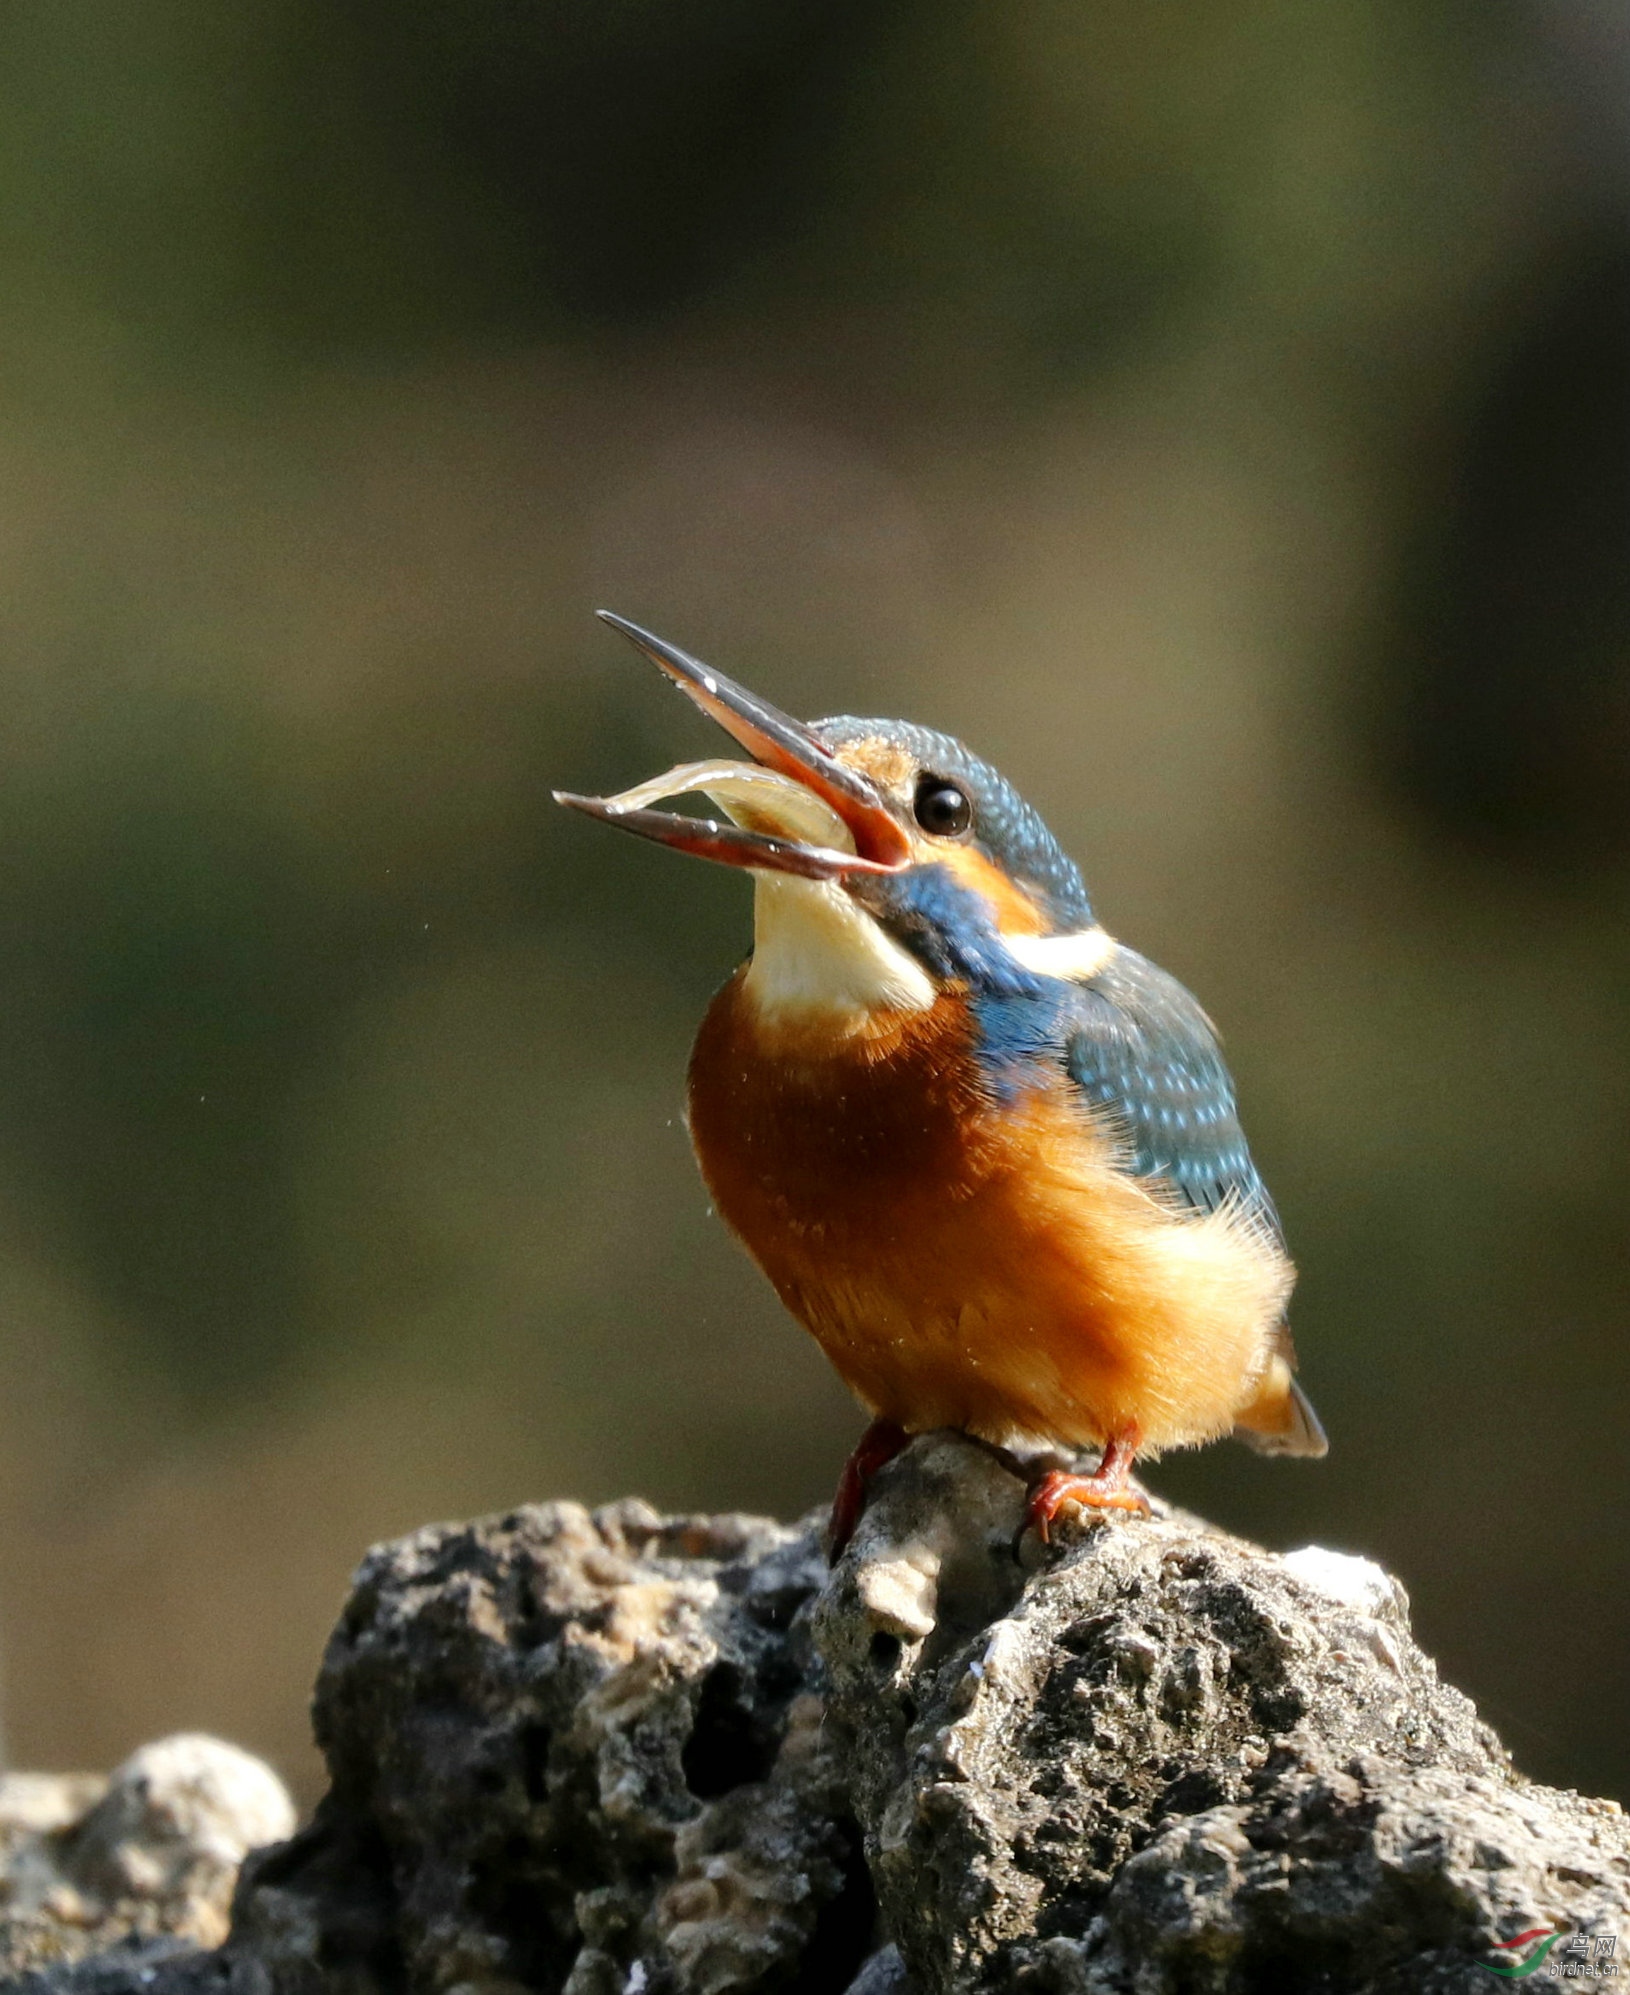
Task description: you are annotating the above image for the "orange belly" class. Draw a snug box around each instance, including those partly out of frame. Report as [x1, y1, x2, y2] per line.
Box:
[685, 971, 1293, 1456]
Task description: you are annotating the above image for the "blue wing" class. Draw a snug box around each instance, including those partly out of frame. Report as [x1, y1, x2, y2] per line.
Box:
[1061, 946, 1282, 1242]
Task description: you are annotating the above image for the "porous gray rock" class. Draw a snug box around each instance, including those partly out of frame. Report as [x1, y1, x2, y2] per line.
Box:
[816, 1439, 1629, 1992]
[0, 1735, 295, 1981]
[10, 1437, 1629, 1995]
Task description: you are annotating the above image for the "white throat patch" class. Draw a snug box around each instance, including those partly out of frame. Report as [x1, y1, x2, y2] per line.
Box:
[742, 875, 935, 1025]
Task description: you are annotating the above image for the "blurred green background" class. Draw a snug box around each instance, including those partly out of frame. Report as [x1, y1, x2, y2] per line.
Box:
[0, 0, 1624, 1809]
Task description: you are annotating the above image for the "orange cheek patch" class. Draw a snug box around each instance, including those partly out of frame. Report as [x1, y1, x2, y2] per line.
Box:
[829, 743, 1050, 936]
[939, 845, 1050, 935]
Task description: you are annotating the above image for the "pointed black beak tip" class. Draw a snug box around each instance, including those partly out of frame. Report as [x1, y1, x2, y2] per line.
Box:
[584, 609, 915, 870]
[595, 608, 674, 659]
[553, 788, 607, 819]
[593, 608, 720, 690]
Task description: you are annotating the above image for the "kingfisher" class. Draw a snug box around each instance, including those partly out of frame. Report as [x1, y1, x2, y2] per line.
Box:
[556, 612, 1325, 1554]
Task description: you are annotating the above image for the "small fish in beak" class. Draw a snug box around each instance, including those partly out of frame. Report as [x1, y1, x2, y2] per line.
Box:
[553, 613, 911, 880]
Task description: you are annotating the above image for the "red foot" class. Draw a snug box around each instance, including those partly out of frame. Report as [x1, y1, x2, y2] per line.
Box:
[1023, 1431, 1150, 1545]
[828, 1418, 908, 1560]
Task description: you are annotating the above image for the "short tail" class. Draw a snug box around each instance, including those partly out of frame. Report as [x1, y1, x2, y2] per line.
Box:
[1232, 1353, 1328, 1458]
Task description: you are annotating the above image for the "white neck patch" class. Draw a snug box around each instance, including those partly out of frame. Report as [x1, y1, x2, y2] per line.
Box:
[740, 886, 1116, 1029]
[1001, 924, 1117, 982]
[742, 875, 936, 1025]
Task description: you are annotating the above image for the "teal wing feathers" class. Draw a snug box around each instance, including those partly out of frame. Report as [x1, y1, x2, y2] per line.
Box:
[1061, 947, 1282, 1243]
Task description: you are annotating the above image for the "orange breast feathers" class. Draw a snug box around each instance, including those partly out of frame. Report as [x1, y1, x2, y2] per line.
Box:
[685, 972, 1294, 1458]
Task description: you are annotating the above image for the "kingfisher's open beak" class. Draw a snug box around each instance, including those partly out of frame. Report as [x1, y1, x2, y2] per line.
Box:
[554, 612, 912, 880]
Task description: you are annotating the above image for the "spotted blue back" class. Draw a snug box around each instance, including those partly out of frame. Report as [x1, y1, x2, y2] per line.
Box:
[1062, 948, 1282, 1241]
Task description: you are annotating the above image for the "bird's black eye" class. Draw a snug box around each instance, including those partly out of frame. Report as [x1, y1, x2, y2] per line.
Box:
[913, 776, 973, 839]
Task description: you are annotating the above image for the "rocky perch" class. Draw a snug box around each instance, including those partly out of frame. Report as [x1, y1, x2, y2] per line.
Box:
[5, 1436, 1627, 1994]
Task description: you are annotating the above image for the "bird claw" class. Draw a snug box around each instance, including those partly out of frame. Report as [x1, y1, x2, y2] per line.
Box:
[1019, 1461, 1151, 1553]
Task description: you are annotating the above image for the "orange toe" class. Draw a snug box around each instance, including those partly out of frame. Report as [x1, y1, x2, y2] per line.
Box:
[1024, 1466, 1151, 1544]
